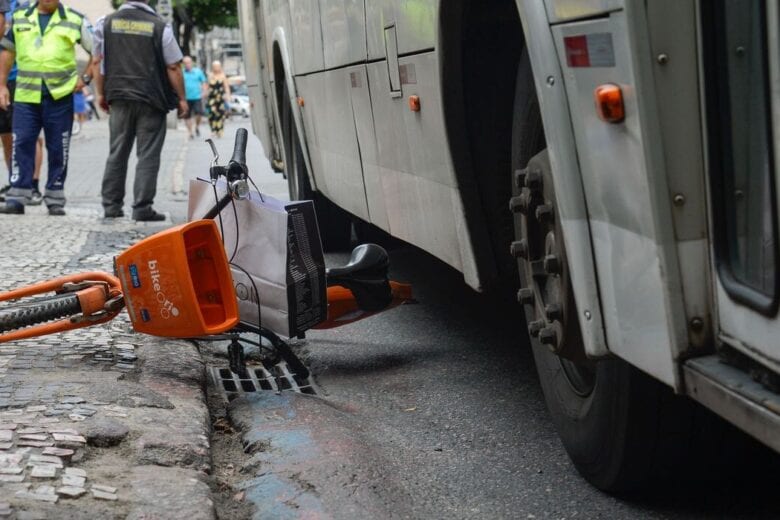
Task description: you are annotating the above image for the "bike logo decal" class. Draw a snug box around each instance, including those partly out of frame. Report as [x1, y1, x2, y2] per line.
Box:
[140, 308, 151, 322]
[129, 264, 141, 288]
[147, 260, 180, 319]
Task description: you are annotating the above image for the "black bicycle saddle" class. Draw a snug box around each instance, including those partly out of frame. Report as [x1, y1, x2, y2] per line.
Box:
[326, 244, 393, 312]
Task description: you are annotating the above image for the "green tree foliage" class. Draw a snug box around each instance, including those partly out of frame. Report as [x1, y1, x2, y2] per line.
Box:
[108, 0, 237, 55]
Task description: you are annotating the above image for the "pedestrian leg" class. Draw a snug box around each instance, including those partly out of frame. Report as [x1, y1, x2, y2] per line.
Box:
[131, 104, 166, 220]
[101, 100, 137, 216]
[40, 93, 73, 212]
[5, 101, 43, 209]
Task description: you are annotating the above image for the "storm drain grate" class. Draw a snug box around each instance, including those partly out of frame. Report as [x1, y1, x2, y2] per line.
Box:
[209, 361, 316, 401]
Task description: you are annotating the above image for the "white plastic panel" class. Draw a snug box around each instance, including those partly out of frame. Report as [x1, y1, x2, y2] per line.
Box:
[295, 70, 369, 221]
[553, 13, 678, 386]
[320, 0, 367, 68]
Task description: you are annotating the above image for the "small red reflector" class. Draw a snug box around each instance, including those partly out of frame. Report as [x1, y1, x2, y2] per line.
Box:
[408, 95, 420, 112]
[564, 35, 590, 67]
[594, 83, 624, 123]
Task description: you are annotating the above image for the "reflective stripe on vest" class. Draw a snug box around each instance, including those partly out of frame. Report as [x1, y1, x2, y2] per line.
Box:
[13, 6, 82, 103]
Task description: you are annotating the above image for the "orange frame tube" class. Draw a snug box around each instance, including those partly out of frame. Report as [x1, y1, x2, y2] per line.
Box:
[0, 272, 123, 344]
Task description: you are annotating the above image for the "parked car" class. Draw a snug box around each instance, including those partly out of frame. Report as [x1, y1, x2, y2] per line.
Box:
[229, 94, 250, 118]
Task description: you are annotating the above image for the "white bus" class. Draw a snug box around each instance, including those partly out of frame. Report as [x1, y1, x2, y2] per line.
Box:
[239, 0, 780, 491]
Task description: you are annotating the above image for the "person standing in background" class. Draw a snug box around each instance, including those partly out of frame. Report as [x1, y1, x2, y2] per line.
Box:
[207, 60, 229, 138]
[0, 0, 93, 216]
[93, 0, 187, 221]
[0, 0, 47, 206]
[182, 55, 205, 139]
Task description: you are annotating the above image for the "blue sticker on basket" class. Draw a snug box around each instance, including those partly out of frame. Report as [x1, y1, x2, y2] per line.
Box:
[129, 264, 141, 288]
[140, 308, 150, 322]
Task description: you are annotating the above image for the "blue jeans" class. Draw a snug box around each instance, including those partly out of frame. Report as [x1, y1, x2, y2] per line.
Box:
[7, 92, 73, 208]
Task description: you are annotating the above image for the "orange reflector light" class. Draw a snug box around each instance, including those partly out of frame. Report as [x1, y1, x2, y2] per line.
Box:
[594, 83, 624, 123]
[297, 96, 305, 107]
[408, 95, 421, 112]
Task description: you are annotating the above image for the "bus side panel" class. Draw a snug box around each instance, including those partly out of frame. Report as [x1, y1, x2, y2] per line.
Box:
[295, 70, 371, 221]
[365, 52, 480, 286]
[321, 0, 367, 68]
[552, 13, 679, 386]
[289, 0, 325, 74]
[366, 0, 437, 60]
[239, 0, 274, 160]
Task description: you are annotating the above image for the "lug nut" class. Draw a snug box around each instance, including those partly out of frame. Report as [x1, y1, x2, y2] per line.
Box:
[509, 194, 529, 214]
[517, 287, 534, 304]
[539, 327, 557, 346]
[514, 168, 528, 189]
[528, 319, 544, 337]
[510, 239, 528, 259]
[535, 204, 554, 223]
[543, 254, 561, 275]
[525, 170, 543, 192]
[545, 303, 562, 321]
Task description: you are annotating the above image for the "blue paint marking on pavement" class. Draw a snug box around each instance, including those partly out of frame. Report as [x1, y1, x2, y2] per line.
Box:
[129, 264, 141, 288]
[240, 474, 326, 520]
[235, 392, 326, 517]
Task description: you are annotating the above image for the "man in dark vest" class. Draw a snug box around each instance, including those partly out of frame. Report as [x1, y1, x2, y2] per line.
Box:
[92, 0, 187, 221]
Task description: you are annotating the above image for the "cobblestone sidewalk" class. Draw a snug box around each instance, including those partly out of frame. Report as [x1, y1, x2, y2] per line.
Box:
[0, 129, 216, 518]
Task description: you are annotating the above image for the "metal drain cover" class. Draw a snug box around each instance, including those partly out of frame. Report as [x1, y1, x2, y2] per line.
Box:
[210, 361, 316, 401]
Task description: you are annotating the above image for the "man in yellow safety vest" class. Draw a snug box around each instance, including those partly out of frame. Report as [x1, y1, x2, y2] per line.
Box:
[0, 0, 92, 216]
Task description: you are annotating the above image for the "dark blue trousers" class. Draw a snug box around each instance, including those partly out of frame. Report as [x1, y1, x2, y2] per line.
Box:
[7, 92, 73, 208]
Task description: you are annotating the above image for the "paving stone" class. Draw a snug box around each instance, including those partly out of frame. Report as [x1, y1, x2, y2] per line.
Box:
[62, 474, 86, 487]
[19, 433, 48, 441]
[92, 484, 117, 493]
[47, 428, 79, 435]
[30, 465, 57, 478]
[17, 440, 53, 448]
[0, 443, 11, 450]
[69, 414, 87, 422]
[0, 431, 11, 442]
[0, 465, 23, 474]
[91, 489, 118, 501]
[17, 427, 45, 434]
[0, 474, 25, 483]
[0, 424, 17, 430]
[52, 433, 86, 445]
[0, 502, 12, 517]
[60, 397, 86, 405]
[25, 405, 46, 413]
[64, 467, 86, 478]
[72, 408, 97, 417]
[42, 447, 74, 458]
[29, 454, 63, 467]
[83, 418, 129, 447]
[57, 486, 87, 498]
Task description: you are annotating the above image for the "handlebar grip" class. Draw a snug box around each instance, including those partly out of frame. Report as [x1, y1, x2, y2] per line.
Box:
[230, 128, 248, 167]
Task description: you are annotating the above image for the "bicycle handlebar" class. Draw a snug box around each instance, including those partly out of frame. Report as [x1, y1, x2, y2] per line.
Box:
[229, 128, 248, 170]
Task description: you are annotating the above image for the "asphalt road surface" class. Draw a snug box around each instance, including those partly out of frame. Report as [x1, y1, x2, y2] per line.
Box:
[212, 120, 779, 519]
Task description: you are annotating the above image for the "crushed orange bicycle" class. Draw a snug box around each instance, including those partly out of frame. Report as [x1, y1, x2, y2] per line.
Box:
[0, 129, 413, 379]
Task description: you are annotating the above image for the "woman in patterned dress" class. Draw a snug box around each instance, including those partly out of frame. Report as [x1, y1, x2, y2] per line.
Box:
[207, 61, 231, 138]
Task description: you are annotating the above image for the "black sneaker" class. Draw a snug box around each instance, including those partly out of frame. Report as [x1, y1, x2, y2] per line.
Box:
[48, 206, 66, 216]
[0, 185, 10, 202]
[0, 202, 24, 214]
[104, 209, 125, 218]
[28, 190, 43, 206]
[134, 210, 165, 222]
